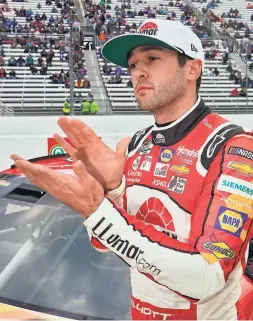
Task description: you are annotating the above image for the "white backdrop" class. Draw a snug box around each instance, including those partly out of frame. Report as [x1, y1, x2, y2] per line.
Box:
[0, 114, 252, 171]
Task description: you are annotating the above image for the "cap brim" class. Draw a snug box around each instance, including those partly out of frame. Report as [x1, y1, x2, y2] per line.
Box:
[102, 33, 182, 68]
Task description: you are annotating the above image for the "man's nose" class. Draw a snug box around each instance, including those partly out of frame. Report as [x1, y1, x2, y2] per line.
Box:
[133, 61, 149, 80]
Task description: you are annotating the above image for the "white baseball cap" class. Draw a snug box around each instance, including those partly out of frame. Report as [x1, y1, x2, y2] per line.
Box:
[102, 19, 205, 69]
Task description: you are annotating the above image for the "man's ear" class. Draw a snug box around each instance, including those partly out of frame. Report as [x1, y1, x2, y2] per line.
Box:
[188, 60, 202, 81]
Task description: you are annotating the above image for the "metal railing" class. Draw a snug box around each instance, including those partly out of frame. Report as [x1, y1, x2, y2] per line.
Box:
[0, 101, 14, 116]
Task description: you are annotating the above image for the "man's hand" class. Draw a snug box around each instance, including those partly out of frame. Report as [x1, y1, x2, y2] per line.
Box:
[55, 117, 131, 191]
[10, 155, 104, 218]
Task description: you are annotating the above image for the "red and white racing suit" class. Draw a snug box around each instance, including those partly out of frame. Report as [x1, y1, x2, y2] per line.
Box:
[84, 97, 253, 320]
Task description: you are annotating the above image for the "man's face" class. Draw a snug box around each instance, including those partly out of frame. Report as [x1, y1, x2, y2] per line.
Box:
[128, 45, 187, 112]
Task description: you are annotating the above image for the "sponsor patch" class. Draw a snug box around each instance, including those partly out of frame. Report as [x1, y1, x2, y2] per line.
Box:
[227, 161, 253, 177]
[127, 169, 142, 178]
[152, 179, 167, 188]
[139, 156, 152, 171]
[202, 241, 235, 259]
[138, 139, 153, 155]
[92, 217, 161, 275]
[132, 156, 142, 170]
[220, 195, 252, 213]
[153, 133, 166, 144]
[137, 21, 158, 36]
[228, 146, 253, 162]
[154, 163, 169, 178]
[167, 176, 187, 194]
[214, 206, 248, 237]
[176, 145, 198, 158]
[158, 148, 174, 163]
[217, 174, 253, 200]
[170, 164, 190, 175]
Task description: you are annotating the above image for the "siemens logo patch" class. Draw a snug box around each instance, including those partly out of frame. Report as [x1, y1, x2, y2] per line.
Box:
[217, 174, 253, 200]
[228, 146, 253, 161]
[214, 206, 248, 237]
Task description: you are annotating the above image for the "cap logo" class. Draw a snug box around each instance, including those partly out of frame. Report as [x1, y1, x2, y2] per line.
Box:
[137, 22, 158, 36]
[191, 44, 198, 52]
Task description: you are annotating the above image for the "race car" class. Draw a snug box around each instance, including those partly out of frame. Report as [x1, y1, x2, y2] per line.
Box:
[0, 154, 252, 320]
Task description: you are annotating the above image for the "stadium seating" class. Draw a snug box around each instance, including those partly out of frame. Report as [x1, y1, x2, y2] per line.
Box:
[95, 0, 253, 114]
[0, 0, 94, 115]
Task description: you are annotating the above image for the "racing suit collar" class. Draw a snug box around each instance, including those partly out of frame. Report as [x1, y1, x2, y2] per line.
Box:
[151, 96, 212, 146]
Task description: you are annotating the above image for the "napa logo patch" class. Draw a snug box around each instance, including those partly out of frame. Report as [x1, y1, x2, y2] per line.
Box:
[158, 148, 174, 163]
[214, 206, 248, 237]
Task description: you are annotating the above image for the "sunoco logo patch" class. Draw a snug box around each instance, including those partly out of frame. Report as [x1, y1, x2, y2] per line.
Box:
[138, 22, 158, 36]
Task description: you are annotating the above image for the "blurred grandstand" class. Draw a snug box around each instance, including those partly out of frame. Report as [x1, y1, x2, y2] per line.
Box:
[0, 0, 252, 115]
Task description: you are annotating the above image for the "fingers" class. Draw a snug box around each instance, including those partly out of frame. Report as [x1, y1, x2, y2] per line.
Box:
[71, 119, 100, 145]
[53, 133, 77, 162]
[116, 137, 131, 160]
[10, 154, 25, 162]
[57, 117, 82, 147]
[14, 159, 65, 194]
[73, 160, 88, 181]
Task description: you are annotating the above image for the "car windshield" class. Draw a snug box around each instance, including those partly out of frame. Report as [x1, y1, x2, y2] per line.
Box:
[0, 176, 131, 319]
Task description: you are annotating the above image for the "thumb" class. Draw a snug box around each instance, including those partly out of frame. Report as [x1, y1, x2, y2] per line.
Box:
[116, 137, 131, 160]
[73, 160, 88, 181]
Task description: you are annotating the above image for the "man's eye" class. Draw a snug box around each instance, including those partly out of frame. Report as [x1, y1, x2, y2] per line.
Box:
[148, 56, 158, 62]
[128, 63, 136, 70]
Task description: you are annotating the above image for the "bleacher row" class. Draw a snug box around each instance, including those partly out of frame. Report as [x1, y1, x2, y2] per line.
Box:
[0, 0, 252, 115]
[0, 0, 95, 115]
[96, 0, 253, 114]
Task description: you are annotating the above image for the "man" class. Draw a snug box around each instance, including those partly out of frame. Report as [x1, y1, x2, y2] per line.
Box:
[11, 19, 253, 320]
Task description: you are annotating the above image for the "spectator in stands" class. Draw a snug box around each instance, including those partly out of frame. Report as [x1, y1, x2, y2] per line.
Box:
[0, 55, 5, 66]
[103, 62, 112, 75]
[30, 65, 37, 74]
[81, 94, 99, 114]
[226, 62, 234, 73]
[40, 66, 47, 75]
[9, 69, 17, 79]
[249, 62, 253, 72]
[51, 73, 59, 83]
[65, 78, 70, 88]
[8, 57, 17, 66]
[115, 66, 123, 77]
[204, 50, 210, 59]
[222, 52, 229, 65]
[98, 31, 106, 47]
[41, 48, 48, 58]
[0, 48, 5, 57]
[239, 87, 247, 97]
[230, 88, 239, 97]
[37, 57, 43, 67]
[212, 67, 219, 76]
[75, 79, 84, 88]
[41, 12, 47, 21]
[229, 71, 236, 81]
[83, 79, 90, 88]
[62, 99, 71, 115]
[17, 56, 25, 67]
[0, 68, 7, 78]
[26, 54, 34, 66]
[37, 3, 41, 9]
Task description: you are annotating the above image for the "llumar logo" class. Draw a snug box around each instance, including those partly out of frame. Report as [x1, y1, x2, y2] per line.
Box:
[92, 217, 161, 275]
[138, 22, 158, 36]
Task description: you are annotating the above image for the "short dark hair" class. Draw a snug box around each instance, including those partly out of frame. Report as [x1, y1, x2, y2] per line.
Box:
[176, 53, 202, 94]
